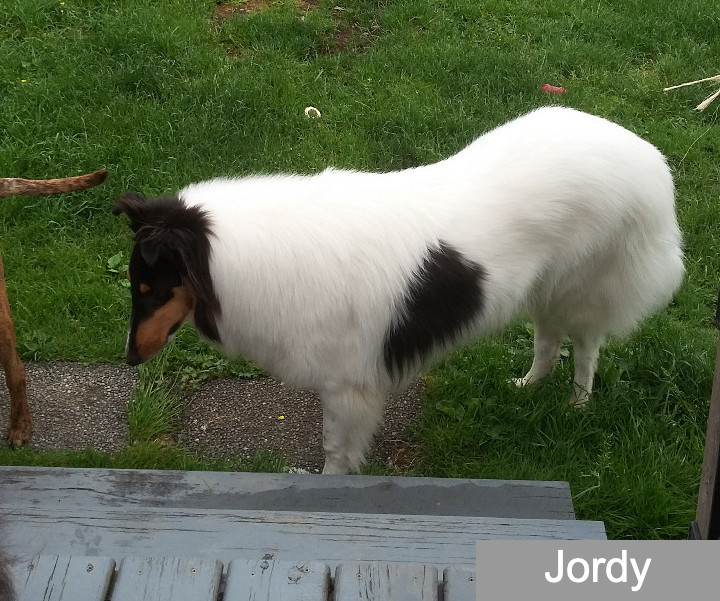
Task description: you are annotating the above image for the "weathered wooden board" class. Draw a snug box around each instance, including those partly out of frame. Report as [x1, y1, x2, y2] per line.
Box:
[11, 555, 115, 601]
[10, 556, 479, 601]
[224, 559, 331, 600]
[2, 504, 605, 568]
[695, 335, 720, 539]
[0, 466, 576, 520]
[442, 566, 476, 601]
[111, 557, 222, 601]
[335, 562, 438, 601]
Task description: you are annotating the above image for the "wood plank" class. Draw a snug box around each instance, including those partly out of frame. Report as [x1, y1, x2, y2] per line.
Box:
[0, 466, 576, 520]
[224, 559, 331, 600]
[696, 334, 720, 539]
[442, 566, 476, 601]
[2, 504, 605, 568]
[335, 562, 438, 601]
[110, 557, 222, 601]
[11, 555, 114, 601]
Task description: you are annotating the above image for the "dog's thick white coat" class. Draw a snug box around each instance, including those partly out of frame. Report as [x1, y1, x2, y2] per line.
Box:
[179, 107, 684, 474]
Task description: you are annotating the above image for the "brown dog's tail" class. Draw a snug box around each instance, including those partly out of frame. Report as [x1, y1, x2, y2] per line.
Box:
[0, 169, 108, 198]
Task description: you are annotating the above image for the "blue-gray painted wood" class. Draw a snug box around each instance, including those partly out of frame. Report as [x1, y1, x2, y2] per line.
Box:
[0, 465, 602, 600]
[0, 466, 575, 520]
[335, 562, 438, 601]
[442, 566, 476, 601]
[10, 555, 115, 601]
[10, 557, 476, 601]
[224, 559, 331, 600]
[111, 557, 222, 601]
[2, 504, 605, 568]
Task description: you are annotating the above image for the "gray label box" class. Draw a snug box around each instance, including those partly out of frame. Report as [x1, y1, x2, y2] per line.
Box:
[476, 540, 719, 600]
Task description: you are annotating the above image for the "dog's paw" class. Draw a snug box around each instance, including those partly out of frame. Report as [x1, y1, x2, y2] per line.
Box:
[286, 467, 311, 475]
[7, 417, 32, 448]
[569, 389, 590, 408]
[512, 376, 532, 388]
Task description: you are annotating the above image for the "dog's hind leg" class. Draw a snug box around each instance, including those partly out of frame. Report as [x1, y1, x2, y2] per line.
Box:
[514, 322, 565, 388]
[569, 331, 604, 406]
[319, 385, 385, 475]
[0, 256, 31, 446]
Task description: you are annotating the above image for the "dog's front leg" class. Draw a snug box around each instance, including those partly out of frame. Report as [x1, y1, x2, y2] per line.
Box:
[514, 321, 565, 388]
[320, 385, 385, 475]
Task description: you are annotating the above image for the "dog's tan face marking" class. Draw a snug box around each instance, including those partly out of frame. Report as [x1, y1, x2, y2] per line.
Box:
[133, 286, 194, 360]
[124, 242, 194, 366]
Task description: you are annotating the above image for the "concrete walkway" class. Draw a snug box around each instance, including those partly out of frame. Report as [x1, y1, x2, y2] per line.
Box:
[0, 362, 423, 472]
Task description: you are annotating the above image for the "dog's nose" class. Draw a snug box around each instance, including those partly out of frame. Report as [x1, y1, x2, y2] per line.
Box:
[126, 349, 143, 367]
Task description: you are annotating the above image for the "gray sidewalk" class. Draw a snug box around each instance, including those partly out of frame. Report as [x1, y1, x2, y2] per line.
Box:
[0, 362, 423, 472]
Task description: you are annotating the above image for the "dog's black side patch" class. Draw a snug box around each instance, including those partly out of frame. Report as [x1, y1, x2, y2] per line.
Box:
[383, 241, 486, 376]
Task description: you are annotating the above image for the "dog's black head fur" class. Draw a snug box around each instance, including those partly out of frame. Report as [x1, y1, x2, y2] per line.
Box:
[113, 192, 220, 365]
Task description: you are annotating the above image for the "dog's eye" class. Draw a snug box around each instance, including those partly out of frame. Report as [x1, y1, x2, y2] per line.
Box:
[139, 283, 151, 294]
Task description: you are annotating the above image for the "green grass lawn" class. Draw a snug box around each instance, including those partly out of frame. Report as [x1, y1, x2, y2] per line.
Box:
[1, 0, 719, 539]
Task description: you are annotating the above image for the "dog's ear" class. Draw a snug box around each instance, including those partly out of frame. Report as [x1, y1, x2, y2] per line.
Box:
[114, 195, 214, 305]
[114, 191, 176, 266]
[113, 191, 147, 233]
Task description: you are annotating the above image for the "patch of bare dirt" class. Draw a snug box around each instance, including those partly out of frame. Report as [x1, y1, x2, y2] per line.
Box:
[214, 1, 268, 21]
[214, 1, 379, 57]
[330, 6, 380, 54]
[214, 0, 318, 21]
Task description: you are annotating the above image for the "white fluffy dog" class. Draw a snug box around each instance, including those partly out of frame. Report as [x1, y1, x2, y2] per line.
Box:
[114, 107, 684, 474]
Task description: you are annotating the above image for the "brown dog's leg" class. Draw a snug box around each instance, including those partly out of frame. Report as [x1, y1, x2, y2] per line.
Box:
[0, 169, 107, 446]
[0, 255, 31, 447]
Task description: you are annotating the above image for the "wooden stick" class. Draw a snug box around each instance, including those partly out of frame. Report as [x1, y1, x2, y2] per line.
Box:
[663, 74, 720, 92]
[664, 74, 720, 92]
[0, 169, 108, 198]
[697, 87, 720, 112]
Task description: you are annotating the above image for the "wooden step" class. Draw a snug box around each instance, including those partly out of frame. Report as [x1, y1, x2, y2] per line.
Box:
[0, 466, 576, 520]
[2, 467, 605, 600]
[9, 555, 478, 601]
[3, 502, 605, 567]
